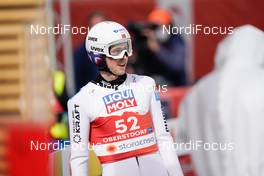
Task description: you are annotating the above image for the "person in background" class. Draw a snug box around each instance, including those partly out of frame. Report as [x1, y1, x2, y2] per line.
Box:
[50, 70, 69, 140]
[74, 11, 106, 92]
[132, 8, 187, 86]
[176, 25, 264, 176]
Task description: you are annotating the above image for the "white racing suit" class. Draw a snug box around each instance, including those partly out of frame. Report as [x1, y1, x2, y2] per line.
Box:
[68, 73, 183, 176]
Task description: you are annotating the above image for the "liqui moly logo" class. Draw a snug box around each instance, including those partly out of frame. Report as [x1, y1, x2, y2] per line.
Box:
[103, 89, 137, 113]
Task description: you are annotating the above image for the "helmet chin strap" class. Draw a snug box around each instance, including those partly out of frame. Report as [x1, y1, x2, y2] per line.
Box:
[105, 66, 118, 77]
[99, 59, 118, 77]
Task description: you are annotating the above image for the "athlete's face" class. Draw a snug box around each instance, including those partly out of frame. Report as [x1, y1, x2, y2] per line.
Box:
[106, 42, 128, 75]
[106, 55, 128, 76]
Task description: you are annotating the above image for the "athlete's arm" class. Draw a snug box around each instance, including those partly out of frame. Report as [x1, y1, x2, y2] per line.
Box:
[68, 97, 90, 176]
[149, 79, 183, 176]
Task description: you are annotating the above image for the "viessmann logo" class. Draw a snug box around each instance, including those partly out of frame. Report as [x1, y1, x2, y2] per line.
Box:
[103, 89, 137, 114]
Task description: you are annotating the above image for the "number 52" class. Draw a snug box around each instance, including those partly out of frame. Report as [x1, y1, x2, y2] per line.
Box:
[115, 116, 140, 133]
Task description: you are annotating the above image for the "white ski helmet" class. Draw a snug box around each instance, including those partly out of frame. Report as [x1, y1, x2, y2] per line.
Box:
[86, 21, 132, 71]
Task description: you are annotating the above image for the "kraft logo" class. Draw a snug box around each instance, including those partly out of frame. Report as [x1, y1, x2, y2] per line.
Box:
[103, 89, 137, 113]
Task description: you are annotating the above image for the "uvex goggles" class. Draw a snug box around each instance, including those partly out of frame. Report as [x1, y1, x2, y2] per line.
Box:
[90, 38, 132, 59]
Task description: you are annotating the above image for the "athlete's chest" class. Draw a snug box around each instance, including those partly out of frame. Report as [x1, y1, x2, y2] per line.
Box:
[87, 85, 151, 121]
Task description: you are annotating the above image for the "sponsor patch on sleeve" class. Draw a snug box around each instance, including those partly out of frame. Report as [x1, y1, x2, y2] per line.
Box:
[72, 104, 81, 143]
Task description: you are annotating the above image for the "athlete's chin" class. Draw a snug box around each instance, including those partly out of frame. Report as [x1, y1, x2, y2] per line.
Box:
[115, 69, 126, 75]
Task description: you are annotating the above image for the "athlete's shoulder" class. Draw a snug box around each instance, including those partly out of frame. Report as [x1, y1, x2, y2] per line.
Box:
[68, 82, 95, 104]
[126, 74, 155, 85]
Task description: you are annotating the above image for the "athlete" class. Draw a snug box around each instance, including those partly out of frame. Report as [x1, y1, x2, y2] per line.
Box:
[68, 21, 183, 176]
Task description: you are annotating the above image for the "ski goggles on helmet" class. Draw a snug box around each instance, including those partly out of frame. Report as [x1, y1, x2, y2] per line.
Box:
[89, 38, 132, 59]
[107, 39, 132, 59]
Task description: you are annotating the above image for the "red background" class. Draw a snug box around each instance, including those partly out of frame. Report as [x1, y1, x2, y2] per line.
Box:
[194, 0, 264, 79]
[55, 0, 264, 81]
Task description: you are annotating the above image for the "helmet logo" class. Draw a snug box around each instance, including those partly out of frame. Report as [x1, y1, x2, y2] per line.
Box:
[88, 36, 97, 42]
[90, 46, 104, 52]
[113, 28, 126, 33]
[121, 34, 126, 38]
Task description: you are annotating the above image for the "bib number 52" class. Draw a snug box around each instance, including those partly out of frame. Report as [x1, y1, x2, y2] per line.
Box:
[115, 116, 140, 133]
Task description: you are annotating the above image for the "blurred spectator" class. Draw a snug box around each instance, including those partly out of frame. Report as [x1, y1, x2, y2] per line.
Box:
[53, 70, 68, 111]
[176, 25, 264, 176]
[74, 11, 106, 92]
[50, 70, 69, 140]
[129, 8, 187, 86]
